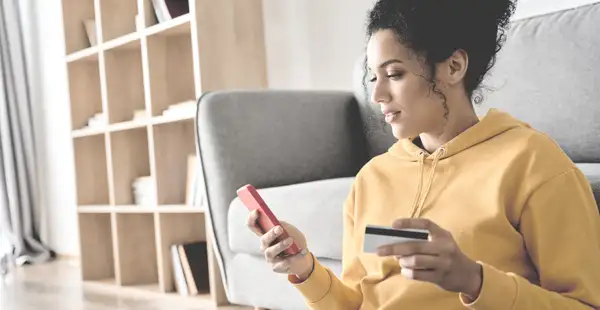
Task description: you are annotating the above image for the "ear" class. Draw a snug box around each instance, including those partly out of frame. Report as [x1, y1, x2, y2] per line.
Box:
[444, 49, 469, 85]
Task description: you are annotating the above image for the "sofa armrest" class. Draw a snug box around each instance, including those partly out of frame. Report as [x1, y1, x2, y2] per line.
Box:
[195, 90, 367, 277]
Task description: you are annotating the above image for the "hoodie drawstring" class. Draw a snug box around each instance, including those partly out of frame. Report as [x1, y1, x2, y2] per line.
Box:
[408, 150, 426, 218]
[409, 147, 446, 218]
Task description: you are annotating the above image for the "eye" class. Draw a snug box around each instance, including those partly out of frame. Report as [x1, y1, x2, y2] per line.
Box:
[387, 72, 404, 81]
[368, 76, 377, 83]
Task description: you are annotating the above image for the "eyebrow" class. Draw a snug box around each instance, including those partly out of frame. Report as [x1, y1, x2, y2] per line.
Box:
[378, 59, 403, 68]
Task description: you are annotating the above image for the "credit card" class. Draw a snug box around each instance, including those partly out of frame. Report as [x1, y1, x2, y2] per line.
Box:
[363, 224, 429, 253]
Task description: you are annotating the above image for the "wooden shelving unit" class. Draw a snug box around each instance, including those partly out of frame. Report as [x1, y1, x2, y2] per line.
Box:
[61, 0, 267, 305]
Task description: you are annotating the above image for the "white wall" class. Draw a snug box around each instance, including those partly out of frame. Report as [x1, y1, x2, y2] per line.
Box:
[29, 0, 599, 255]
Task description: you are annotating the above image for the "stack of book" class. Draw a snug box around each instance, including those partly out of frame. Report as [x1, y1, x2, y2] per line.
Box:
[86, 112, 106, 129]
[161, 100, 196, 118]
[171, 241, 209, 295]
[132, 176, 154, 206]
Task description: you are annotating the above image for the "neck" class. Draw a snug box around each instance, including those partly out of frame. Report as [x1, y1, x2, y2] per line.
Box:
[419, 102, 479, 153]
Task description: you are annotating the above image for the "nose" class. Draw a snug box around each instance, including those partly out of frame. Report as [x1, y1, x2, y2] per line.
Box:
[370, 79, 391, 105]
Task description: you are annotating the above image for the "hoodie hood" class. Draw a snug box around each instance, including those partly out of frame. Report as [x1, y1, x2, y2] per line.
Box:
[389, 108, 530, 161]
[386, 108, 530, 219]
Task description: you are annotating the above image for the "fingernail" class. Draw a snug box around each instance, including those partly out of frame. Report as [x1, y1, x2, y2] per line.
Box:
[376, 247, 388, 256]
[284, 238, 292, 246]
[275, 226, 282, 235]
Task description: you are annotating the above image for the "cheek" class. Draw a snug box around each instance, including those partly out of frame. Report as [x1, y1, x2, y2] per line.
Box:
[392, 76, 434, 112]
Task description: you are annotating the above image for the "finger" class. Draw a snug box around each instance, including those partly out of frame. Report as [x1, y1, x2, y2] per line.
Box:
[377, 240, 440, 257]
[260, 226, 283, 252]
[247, 210, 263, 236]
[391, 218, 447, 238]
[397, 255, 440, 270]
[400, 268, 438, 283]
[272, 259, 291, 274]
[272, 249, 310, 274]
[264, 237, 294, 262]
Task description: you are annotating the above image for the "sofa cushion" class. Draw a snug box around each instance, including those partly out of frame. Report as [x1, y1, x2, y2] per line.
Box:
[228, 177, 354, 260]
[476, 3, 600, 163]
[577, 163, 600, 206]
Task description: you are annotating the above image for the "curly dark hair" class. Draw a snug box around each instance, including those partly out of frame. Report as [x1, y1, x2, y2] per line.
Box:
[363, 0, 517, 111]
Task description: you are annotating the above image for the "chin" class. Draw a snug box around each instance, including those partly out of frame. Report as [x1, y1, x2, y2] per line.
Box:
[390, 125, 414, 140]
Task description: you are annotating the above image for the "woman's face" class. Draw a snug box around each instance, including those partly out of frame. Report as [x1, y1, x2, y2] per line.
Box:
[367, 29, 447, 140]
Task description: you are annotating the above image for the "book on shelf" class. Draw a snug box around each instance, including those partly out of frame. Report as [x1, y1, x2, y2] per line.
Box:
[151, 0, 190, 23]
[171, 241, 209, 295]
[186, 155, 206, 210]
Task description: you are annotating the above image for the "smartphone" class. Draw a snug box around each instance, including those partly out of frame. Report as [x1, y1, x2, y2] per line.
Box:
[363, 224, 429, 253]
[237, 184, 301, 256]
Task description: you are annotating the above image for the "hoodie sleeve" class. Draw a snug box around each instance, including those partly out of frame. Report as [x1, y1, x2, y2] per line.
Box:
[288, 183, 364, 309]
[460, 168, 600, 309]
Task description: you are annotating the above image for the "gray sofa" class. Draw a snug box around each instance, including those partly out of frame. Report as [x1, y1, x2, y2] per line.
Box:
[195, 3, 600, 309]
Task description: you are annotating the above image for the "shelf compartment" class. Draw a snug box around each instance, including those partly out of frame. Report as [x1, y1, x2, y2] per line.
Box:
[156, 213, 207, 293]
[114, 213, 159, 286]
[146, 23, 195, 117]
[104, 39, 146, 124]
[74, 135, 110, 206]
[109, 127, 152, 206]
[152, 119, 196, 205]
[61, 0, 98, 54]
[67, 60, 103, 131]
[99, 0, 139, 42]
[78, 213, 115, 281]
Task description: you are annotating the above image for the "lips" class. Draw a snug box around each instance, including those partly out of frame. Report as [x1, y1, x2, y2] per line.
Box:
[384, 111, 400, 124]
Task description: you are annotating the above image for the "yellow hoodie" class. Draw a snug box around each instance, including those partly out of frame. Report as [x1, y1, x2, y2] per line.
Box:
[290, 109, 600, 309]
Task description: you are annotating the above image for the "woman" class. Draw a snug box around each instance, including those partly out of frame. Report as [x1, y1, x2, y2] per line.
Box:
[247, 0, 600, 309]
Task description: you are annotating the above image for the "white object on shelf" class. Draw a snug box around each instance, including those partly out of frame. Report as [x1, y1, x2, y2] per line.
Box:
[162, 100, 196, 118]
[132, 109, 147, 121]
[83, 112, 106, 129]
[132, 176, 155, 206]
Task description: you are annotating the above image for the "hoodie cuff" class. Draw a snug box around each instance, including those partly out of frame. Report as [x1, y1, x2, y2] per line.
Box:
[460, 262, 518, 310]
[288, 255, 332, 303]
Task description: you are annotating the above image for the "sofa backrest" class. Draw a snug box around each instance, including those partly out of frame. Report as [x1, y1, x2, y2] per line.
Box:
[353, 3, 600, 163]
[475, 3, 600, 163]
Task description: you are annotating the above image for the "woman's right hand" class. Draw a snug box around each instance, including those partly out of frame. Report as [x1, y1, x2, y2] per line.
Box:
[247, 210, 314, 281]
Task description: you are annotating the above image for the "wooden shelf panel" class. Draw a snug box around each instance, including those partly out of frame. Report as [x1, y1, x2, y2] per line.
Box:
[72, 126, 106, 139]
[155, 213, 207, 293]
[99, 0, 139, 42]
[61, 0, 97, 54]
[104, 40, 146, 124]
[113, 205, 205, 213]
[152, 119, 196, 205]
[109, 127, 152, 205]
[67, 60, 103, 131]
[78, 213, 115, 280]
[78, 205, 113, 213]
[76, 205, 205, 214]
[103, 32, 141, 52]
[147, 28, 195, 117]
[66, 46, 100, 63]
[114, 213, 159, 286]
[145, 14, 191, 37]
[73, 135, 110, 205]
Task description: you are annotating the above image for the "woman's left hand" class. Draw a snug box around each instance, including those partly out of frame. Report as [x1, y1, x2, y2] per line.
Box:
[376, 218, 483, 300]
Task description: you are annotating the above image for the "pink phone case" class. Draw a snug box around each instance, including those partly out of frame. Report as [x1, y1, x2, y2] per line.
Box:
[237, 184, 301, 256]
